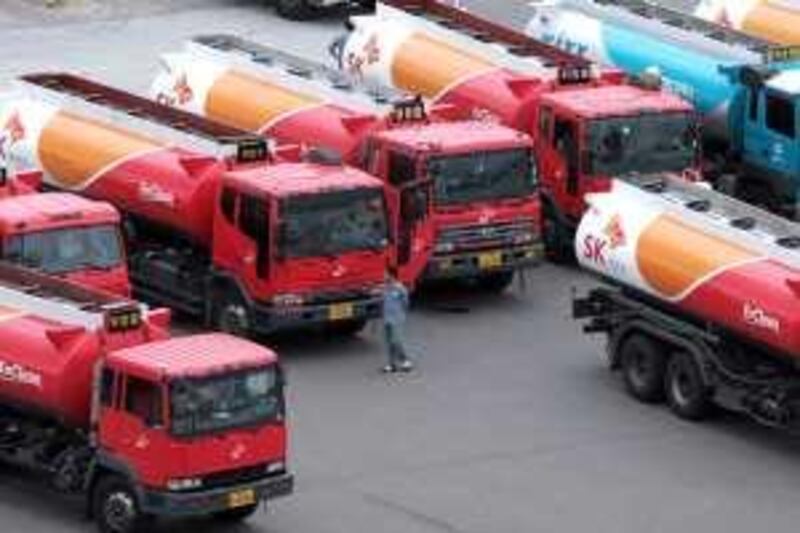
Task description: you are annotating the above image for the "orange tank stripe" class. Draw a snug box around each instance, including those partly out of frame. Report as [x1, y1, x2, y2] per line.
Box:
[636, 214, 759, 298]
[391, 32, 495, 97]
[742, 3, 800, 44]
[205, 69, 321, 132]
[38, 111, 165, 189]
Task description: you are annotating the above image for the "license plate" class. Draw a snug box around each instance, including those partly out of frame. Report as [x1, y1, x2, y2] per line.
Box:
[228, 488, 256, 509]
[329, 302, 354, 321]
[478, 252, 503, 269]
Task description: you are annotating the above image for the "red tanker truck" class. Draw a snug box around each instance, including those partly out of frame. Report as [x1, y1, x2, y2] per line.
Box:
[3, 72, 390, 338]
[0, 166, 130, 296]
[151, 35, 542, 292]
[0, 262, 292, 533]
[573, 172, 800, 429]
[336, 0, 700, 260]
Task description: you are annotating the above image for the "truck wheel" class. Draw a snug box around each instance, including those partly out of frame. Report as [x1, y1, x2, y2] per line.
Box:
[542, 204, 573, 263]
[214, 294, 253, 339]
[275, 0, 314, 19]
[478, 271, 514, 293]
[619, 334, 666, 404]
[665, 352, 712, 421]
[93, 476, 146, 533]
[214, 502, 260, 522]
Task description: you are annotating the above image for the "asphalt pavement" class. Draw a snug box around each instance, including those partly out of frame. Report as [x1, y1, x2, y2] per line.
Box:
[1, 2, 800, 533]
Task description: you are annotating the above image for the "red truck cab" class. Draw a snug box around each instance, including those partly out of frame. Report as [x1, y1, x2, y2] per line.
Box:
[0, 170, 130, 296]
[364, 113, 540, 286]
[97, 334, 291, 526]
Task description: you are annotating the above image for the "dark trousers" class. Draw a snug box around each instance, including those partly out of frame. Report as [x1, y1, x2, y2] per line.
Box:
[384, 322, 409, 367]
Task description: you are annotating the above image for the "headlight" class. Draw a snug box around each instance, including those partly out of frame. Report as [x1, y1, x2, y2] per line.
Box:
[513, 232, 535, 245]
[266, 461, 287, 474]
[435, 242, 455, 254]
[272, 293, 304, 307]
[167, 477, 203, 491]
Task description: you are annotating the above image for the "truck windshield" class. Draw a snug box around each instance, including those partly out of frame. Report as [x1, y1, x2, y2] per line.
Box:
[3, 224, 123, 275]
[279, 188, 388, 259]
[170, 366, 282, 437]
[428, 148, 536, 206]
[587, 113, 696, 177]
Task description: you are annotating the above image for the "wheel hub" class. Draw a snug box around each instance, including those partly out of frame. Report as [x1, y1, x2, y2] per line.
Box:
[104, 492, 135, 533]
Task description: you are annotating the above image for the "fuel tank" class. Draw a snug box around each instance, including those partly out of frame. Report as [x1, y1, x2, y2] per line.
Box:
[152, 49, 384, 164]
[338, 9, 545, 130]
[695, 0, 800, 44]
[0, 95, 224, 244]
[576, 175, 800, 358]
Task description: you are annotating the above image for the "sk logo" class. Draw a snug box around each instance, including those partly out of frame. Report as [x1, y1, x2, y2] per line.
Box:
[173, 74, 194, 105]
[0, 111, 25, 160]
[603, 214, 626, 250]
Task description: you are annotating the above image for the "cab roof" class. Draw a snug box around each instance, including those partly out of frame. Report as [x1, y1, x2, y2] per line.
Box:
[226, 162, 383, 198]
[541, 84, 693, 119]
[0, 193, 119, 235]
[375, 120, 531, 153]
[766, 69, 800, 96]
[107, 333, 278, 381]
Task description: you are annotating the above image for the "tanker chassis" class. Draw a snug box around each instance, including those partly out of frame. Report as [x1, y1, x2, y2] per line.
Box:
[0, 263, 292, 533]
[573, 174, 800, 429]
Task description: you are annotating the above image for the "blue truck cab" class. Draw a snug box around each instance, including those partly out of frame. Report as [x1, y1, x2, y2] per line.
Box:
[723, 49, 800, 214]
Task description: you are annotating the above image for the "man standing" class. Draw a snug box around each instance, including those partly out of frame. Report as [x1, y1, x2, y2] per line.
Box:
[382, 268, 414, 373]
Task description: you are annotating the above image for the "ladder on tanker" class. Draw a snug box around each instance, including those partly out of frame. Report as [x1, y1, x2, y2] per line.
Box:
[190, 34, 411, 115]
[0, 261, 142, 331]
[377, 0, 593, 80]
[19, 73, 269, 162]
[622, 173, 800, 267]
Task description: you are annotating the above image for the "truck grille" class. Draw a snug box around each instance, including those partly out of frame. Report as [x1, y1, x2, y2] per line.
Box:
[201, 463, 269, 491]
[306, 287, 376, 306]
[435, 219, 537, 254]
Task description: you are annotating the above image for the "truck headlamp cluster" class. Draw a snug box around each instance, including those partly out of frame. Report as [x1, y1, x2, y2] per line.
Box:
[272, 293, 304, 307]
[167, 477, 203, 492]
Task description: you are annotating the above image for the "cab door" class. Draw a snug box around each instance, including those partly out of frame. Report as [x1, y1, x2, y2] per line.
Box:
[212, 186, 272, 297]
[743, 87, 799, 208]
[375, 144, 431, 286]
[535, 106, 583, 218]
[98, 371, 171, 486]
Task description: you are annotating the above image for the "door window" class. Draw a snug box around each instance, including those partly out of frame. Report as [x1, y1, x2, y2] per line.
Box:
[389, 151, 416, 186]
[766, 93, 796, 139]
[124, 376, 163, 428]
[239, 194, 271, 278]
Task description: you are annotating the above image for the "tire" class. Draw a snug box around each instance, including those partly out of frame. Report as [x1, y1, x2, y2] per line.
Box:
[542, 204, 573, 263]
[478, 271, 514, 293]
[619, 334, 667, 404]
[92, 476, 147, 533]
[326, 318, 368, 337]
[214, 502, 260, 522]
[214, 292, 254, 339]
[665, 351, 712, 421]
[275, 0, 315, 19]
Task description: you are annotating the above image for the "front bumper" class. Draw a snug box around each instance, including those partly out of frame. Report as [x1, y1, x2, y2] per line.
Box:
[252, 295, 383, 334]
[423, 244, 544, 281]
[140, 472, 294, 518]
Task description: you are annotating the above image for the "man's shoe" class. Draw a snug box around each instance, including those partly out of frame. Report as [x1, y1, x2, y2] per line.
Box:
[399, 360, 415, 372]
[381, 365, 397, 373]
